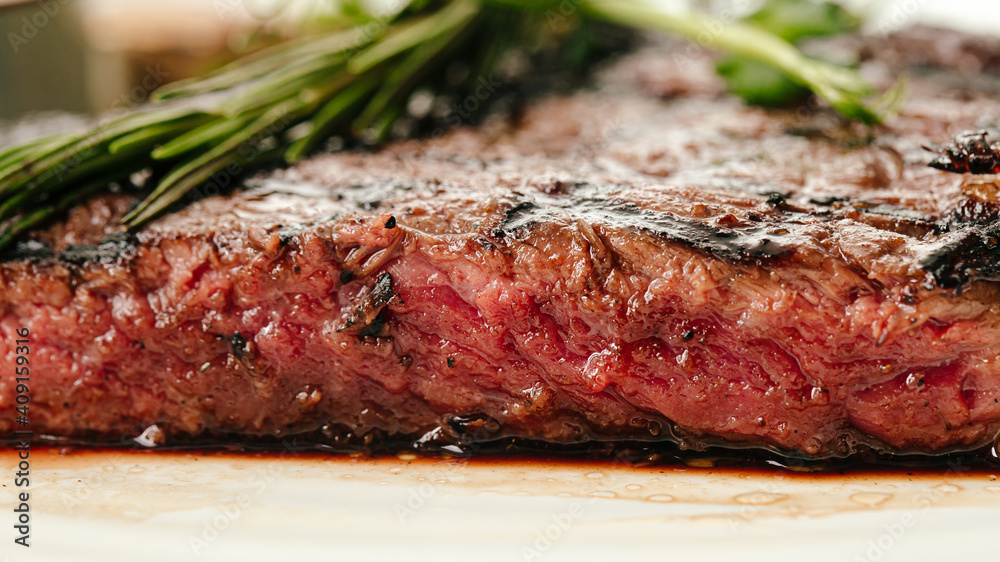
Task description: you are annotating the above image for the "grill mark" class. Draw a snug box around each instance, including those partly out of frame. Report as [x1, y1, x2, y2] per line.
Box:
[0, 239, 53, 261]
[854, 204, 932, 224]
[921, 227, 999, 289]
[502, 191, 796, 264]
[920, 201, 1000, 290]
[59, 232, 138, 265]
[3, 175, 994, 293]
[501, 183, 1000, 290]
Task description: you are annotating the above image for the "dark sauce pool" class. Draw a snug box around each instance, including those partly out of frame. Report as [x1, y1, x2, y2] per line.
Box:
[9, 434, 1000, 475]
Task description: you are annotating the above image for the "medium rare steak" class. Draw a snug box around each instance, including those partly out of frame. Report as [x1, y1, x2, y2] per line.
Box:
[2, 28, 1000, 459]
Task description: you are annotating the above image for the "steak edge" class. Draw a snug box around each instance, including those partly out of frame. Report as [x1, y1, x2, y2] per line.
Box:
[2, 28, 1000, 459]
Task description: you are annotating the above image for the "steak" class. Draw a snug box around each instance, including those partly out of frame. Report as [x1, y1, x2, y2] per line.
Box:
[3, 28, 1000, 459]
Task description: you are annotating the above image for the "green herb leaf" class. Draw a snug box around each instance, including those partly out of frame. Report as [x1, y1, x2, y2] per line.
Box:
[748, 0, 860, 42]
[715, 57, 808, 107]
[716, 0, 862, 108]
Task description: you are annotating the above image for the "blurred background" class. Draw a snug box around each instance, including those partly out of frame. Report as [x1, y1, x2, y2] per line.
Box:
[0, 0, 341, 120]
[1, 0, 999, 121]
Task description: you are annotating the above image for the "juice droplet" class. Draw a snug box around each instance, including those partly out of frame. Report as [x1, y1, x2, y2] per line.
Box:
[589, 490, 617, 498]
[849, 492, 892, 508]
[586, 472, 604, 479]
[647, 494, 674, 502]
[625, 484, 642, 491]
[933, 484, 960, 494]
[734, 491, 787, 505]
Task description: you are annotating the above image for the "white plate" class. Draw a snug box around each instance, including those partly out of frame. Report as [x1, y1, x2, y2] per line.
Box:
[2, 448, 1000, 561]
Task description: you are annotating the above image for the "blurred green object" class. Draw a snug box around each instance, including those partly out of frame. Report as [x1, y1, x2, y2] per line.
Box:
[716, 58, 811, 107]
[716, 0, 860, 107]
[747, 0, 860, 43]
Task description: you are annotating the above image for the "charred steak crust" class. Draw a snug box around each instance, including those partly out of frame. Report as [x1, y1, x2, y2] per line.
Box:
[3, 28, 1000, 459]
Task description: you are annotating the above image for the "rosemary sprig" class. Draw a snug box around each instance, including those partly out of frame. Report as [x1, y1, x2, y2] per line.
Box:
[0, 0, 903, 252]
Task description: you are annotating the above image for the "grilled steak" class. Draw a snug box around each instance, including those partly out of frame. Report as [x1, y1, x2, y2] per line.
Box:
[3, 28, 1000, 459]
